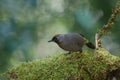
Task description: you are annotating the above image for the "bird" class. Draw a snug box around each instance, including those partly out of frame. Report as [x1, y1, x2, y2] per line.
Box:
[48, 33, 95, 53]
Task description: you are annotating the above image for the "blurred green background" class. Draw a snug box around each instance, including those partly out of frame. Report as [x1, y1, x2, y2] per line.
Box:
[0, 0, 120, 73]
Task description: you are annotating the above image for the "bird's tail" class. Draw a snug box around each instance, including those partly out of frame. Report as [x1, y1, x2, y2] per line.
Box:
[86, 41, 95, 49]
[83, 37, 95, 49]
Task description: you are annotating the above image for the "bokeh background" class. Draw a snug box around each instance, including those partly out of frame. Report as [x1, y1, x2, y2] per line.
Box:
[0, 0, 120, 73]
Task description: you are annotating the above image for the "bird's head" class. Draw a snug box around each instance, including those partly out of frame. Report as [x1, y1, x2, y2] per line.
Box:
[48, 34, 62, 44]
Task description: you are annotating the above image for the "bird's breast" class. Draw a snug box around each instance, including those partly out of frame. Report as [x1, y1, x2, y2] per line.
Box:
[58, 41, 84, 51]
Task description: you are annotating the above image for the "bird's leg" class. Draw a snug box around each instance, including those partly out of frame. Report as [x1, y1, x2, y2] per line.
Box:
[68, 51, 72, 54]
[64, 51, 72, 56]
[65, 51, 72, 55]
[79, 50, 82, 53]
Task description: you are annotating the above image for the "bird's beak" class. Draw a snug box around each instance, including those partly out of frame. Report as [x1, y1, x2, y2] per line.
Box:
[48, 40, 53, 42]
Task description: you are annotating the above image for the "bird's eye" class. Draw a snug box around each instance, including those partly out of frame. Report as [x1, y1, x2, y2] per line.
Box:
[52, 37, 58, 43]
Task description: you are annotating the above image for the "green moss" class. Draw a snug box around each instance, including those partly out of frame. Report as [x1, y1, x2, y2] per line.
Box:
[1, 48, 120, 80]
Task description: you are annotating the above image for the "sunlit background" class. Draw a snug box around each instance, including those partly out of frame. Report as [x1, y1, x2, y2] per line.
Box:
[0, 0, 120, 73]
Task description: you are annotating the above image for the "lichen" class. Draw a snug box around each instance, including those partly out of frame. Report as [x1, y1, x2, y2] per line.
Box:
[1, 48, 120, 80]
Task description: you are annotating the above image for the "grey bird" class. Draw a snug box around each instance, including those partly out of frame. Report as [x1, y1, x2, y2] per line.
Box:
[48, 33, 95, 53]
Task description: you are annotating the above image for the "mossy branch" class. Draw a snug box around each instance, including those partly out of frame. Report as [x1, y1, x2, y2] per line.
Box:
[1, 48, 120, 80]
[96, 1, 120, 49]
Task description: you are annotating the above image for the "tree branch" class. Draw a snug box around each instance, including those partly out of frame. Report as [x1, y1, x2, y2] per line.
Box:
[96, 1, 120, 48]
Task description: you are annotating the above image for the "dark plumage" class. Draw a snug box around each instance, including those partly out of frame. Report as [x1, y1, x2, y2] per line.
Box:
[48, 33, 95, 53]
